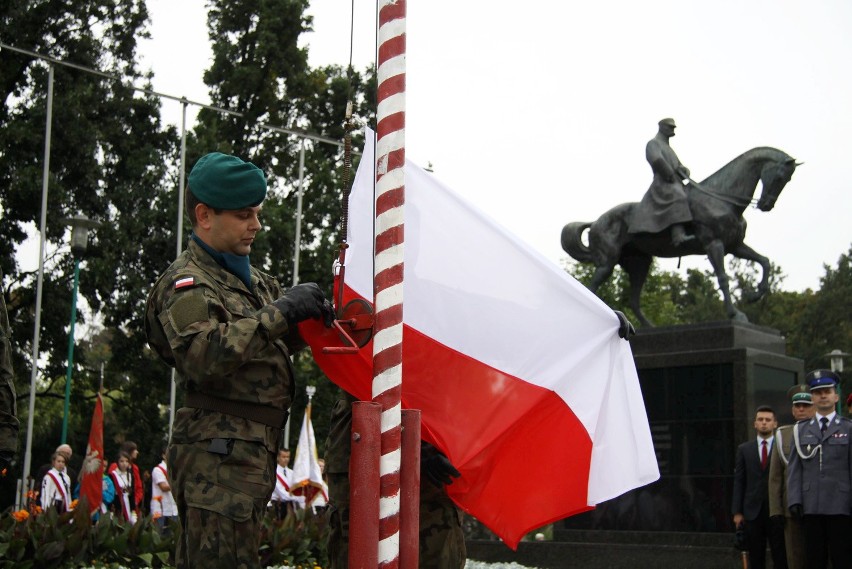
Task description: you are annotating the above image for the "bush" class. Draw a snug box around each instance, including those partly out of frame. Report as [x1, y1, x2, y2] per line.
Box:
[0, 502, 175, 568]
[0, 502, 329, 568]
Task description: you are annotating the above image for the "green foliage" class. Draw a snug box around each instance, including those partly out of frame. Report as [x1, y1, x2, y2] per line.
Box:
[258, 508, 328, 568]
[0, 505, 329, 569]
[0, 504, 176, 568]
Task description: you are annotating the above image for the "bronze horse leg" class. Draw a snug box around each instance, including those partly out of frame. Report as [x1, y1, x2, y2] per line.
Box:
[730, 242, 771, 303]
[704, 239, 747, 322]
[621, 254, 653, 328]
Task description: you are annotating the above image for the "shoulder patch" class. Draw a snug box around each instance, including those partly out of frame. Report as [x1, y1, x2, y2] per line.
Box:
[175, 277, 195, 290]
[169, 293, 209, 332]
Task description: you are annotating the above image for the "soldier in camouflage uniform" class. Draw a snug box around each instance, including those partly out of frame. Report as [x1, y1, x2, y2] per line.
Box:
[145, 152, 333, 569]
[326, 392, 466, 569]
[0, 269, 19, 474]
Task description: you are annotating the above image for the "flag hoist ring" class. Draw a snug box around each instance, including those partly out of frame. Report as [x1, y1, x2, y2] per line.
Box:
[321, 299, 374, 354]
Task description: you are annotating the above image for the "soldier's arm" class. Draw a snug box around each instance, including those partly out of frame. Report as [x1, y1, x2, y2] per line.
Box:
[786, 435, 803, 509]
[767, 430, 784, 517]
[149, 282, 293, 382]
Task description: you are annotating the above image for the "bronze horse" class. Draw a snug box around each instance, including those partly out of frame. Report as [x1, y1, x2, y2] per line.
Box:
[561, 147, 799, 326]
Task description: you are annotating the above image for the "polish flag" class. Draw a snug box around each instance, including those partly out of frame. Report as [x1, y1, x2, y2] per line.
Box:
[78, 394, 104, 516]
[299, 129, 659, 548]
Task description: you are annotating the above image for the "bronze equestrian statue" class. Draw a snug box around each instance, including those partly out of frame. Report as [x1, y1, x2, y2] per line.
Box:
[561, 120, 799, 327]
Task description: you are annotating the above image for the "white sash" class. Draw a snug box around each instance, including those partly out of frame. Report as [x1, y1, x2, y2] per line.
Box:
[46, 470, 70, 512]
[110, 470, 134, 521]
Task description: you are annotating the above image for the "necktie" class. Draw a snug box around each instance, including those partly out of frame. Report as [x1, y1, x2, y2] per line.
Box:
[761, 440, 768, 470]
[821, 417, 829, 435]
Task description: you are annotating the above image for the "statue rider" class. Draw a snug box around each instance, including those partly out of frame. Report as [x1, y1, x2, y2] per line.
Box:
[629, 118, 695, 246]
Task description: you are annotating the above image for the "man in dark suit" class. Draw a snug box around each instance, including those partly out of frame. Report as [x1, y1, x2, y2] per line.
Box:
[787, 369, 852, 569]
[733, 405, 788, 569]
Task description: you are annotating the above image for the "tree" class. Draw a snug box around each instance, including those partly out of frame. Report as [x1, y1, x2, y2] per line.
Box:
[0, 0, 179, 506]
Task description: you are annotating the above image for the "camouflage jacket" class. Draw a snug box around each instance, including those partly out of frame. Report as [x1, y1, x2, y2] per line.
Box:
[145, 239, 303, 451]
[0, 278, 19, 455]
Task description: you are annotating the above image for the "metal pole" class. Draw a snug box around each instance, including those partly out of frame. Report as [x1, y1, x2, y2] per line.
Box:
[21, 63, 54, 506]
[399, 409, 421, 569]
[168, 99, 188, 441]
[293, 140, 306, 286]
[282, 141, 307, 450]
[60, 258, 81, 443]
[349, 401, 381, 569]
[374, 0, 407, 564]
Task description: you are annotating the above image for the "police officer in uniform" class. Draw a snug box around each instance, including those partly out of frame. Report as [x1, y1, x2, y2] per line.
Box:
[145, 152, 333, 569]
[787, 369, 852, 569]
[0, 269, 18, 475]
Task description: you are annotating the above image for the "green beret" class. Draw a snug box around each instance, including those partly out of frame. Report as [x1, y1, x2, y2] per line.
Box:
[189, 152, 267, 209]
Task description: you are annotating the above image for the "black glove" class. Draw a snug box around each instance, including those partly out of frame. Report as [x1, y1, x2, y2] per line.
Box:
[0, 450, 13, 475]
[273, 283, 329, 326]
[422, 449, 460, 489]
[789, 504, 803, 519]
[614, 310, 636, 341]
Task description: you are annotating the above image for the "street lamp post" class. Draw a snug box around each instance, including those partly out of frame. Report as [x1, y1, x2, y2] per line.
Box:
[824, 349, 849, 415]
[60, 214, 98, 444]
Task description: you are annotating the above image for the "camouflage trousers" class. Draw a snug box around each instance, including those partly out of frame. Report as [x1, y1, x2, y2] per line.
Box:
[327, 471, 466, 569]
[168, 439, 275, 569]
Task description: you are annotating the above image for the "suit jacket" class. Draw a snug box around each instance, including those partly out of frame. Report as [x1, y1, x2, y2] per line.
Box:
[768, 425, 795, 517]
[787, 415, 852, 516]
[732, 438, 773, 521]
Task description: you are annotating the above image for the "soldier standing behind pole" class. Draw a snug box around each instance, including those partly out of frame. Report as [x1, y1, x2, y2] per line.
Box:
[145, 152, 333, 569]
[0, 268, 19, 476]
[769, 388, 815, 569]
[787, 369, 852, 569]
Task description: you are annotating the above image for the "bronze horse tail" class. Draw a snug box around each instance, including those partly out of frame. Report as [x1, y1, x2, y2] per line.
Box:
[561, 222, 594, 263]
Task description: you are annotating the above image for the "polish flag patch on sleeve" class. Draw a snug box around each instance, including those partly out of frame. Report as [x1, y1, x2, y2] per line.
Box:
[174, 277, 195, 290]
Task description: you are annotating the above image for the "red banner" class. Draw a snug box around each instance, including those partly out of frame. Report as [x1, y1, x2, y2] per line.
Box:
[79, 394, 104, 515]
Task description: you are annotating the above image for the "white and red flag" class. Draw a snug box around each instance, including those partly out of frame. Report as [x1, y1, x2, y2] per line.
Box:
[78, 393, 104, 516]
[289, 401, 327, 507]
[299, 128, 659, 548]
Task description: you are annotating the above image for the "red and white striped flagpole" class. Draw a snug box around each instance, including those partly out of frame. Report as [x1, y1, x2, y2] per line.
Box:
[373, 0, 406, 566]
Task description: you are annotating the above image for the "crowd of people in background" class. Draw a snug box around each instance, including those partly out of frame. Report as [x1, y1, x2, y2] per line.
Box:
[732, 368, 852, 569]
[29, 439, 178, 534]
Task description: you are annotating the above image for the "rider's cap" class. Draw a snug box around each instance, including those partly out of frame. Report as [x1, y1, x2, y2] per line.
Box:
[189, 152, 267, 209]
[791, 392, 812, 405]
[658, 118, 676, 127]
[805, 369, 840, 391]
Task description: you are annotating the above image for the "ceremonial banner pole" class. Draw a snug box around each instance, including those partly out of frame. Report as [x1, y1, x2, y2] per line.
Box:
[373, 1, 407, 566]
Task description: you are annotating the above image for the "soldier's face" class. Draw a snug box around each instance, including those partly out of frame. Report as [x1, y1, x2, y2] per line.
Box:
[792, 403, 814, 421]
[277, 451, 290, 467]
[201, 205, 263, 256]
[812, 388, 839, 414]
[53, 455, 66, 471]
[754, 411, 777, 436]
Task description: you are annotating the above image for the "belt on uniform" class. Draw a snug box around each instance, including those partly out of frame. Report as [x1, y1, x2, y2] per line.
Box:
[185, 392, 289, 429]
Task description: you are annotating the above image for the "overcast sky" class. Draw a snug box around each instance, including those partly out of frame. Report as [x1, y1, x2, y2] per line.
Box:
[140, 0, 852, 293]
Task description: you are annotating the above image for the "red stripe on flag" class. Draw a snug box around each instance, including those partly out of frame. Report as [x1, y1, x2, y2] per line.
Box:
[299, 285, 594, 549]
